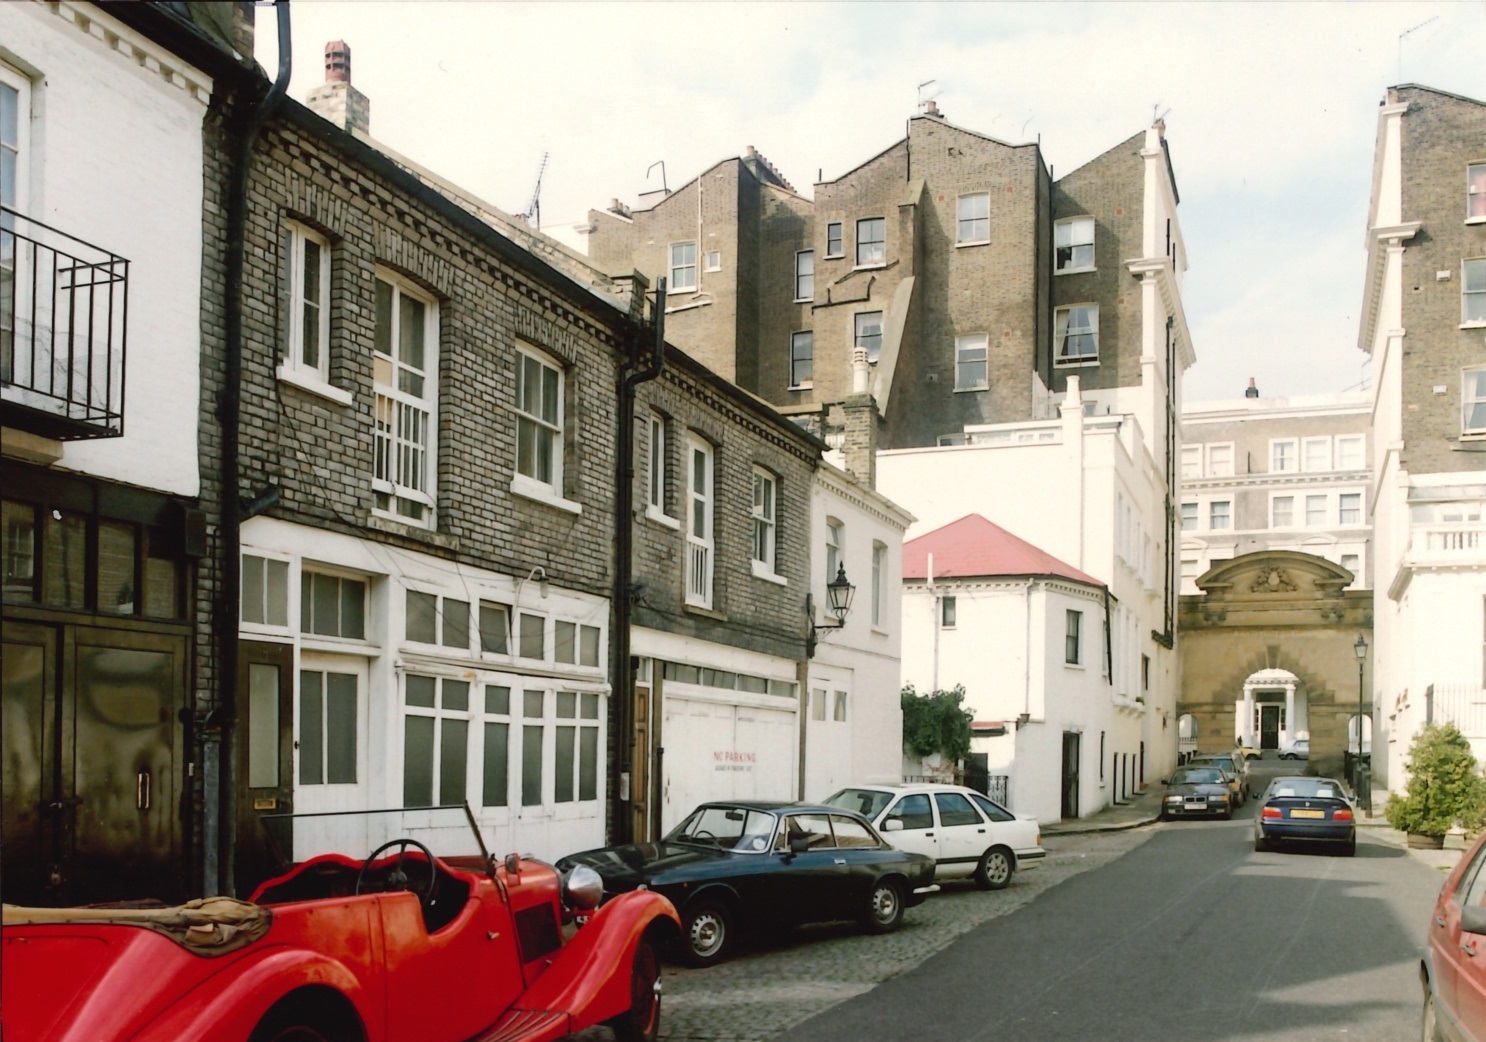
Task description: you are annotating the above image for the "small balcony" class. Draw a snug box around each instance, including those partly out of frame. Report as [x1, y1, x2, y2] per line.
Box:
[2, 207, 128, 440]
[1409, 523, 1486, 567]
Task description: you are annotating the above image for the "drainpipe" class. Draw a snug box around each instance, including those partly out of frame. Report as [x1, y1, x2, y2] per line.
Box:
[212, 0, 292, 897]
[611, 279, 665, 844]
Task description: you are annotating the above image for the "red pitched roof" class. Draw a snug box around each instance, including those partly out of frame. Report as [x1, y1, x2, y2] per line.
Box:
[902, 514, 1104, 587]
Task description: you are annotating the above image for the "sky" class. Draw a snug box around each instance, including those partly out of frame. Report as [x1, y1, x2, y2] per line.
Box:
[255, 1, 1484, 404]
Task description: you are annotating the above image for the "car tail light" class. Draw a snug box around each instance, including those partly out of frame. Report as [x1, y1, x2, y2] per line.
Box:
[1261, 807, 1282, 819]
[1332, 809, 1354, 821]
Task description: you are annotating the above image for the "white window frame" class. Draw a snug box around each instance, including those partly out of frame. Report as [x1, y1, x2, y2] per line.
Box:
[855, 217, 885, 267]
[512, 344, 573, 510]
[794, 250, 814, 302]
[1465, 258, 1486, 327]
[400, 673, 475, 807]
[871, 541, 886, 628]
[1336, 435, 1365, 470]
[1270, 438, 1298, 474]
[1302, 436, 1332, 472]
[1054, 216, 1095, 273]
[1065, 609, 1083, 665]
[790, 330, 813, 389]
[685, 435, 714, 609]
[285, 222, 332, 384]
[825, 222, 843, 259]
[1469, 162, 1486, 223]
[0, 62, 30, 214]
[297, 655, 368, 791]
[1464, 367, 1486, 437]
[1180, 446, 1202, 480]
[704, 250, 721, 272]
[751, 467, 778, 578]
[825, 518, 844, 585]
[855, 311, 883, 364]
[1340, 554, 1361, 582]
[1206, 443, 1234, 478]
[509, 682, 606, 812]
[1209, 500, 1232, 531]
[1271, 495, 1295, 529]
[241, 552, 292, 631]
[1339, 492, 1363, 526]
[646, 411, 673, 525]
[1305, 494, 1328, 527]
[955, 333, 988, 391]
[1053, 304, 1099, 366]
[372, 271, 438, 527]
[1180, 502, 1197, 531]
[956, 193, 989, 245]
[669, 241, 697, 292]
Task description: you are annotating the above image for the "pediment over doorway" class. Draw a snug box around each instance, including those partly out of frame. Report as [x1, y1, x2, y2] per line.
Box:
[1180, 551, 1369, 630]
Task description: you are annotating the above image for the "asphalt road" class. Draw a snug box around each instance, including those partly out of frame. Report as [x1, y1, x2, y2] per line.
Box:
[775, 795, 1443, 1042]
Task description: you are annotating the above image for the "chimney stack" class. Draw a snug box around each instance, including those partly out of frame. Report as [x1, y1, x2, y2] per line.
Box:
[842, 347, 879, 490]
[1245, 377, 1259, 399]
[924, 99, 942, 118]
[307, 40, 371, 135]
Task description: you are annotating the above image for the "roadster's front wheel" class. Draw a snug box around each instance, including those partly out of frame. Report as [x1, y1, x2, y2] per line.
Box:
[609, 937, 663, 1042]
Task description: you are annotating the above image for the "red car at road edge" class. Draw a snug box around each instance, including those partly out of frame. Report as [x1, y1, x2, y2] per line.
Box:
[1, 837, 679, 1042]
[1423, 826, 1486, 1042]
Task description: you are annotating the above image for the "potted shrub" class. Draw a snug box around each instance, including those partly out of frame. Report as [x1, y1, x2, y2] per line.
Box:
[1384, 723, 1486, 847]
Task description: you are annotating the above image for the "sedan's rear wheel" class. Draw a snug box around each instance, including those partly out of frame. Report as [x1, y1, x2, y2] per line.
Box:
[609, 938, 662, 1042]
[681, 900, 731, 967]
[1253, 834, 1269, 853]
[861, 878, 904, 933]
[974, 846, 1014, 891]
[1339, 835, 1357, 857]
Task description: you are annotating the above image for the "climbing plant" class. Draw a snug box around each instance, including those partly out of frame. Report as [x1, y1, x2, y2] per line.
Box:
[901, 683, 973, 763]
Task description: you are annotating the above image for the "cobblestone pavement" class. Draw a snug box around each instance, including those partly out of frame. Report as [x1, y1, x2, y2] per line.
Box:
[568, 826, 1156, 1042]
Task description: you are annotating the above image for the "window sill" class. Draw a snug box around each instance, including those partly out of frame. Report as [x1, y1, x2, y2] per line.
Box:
[1461, 322, 1486, 330]
[1054, 359, 1100, 369]
[665, 297, 711, 314]
[793, 297, 812, 304]
[645, 506, 680, 530]
[953, 385, 988, 394]
[366, 512, 457, 549]
[1466, 216, 1486, 226]
[853, 262, 888, 272]
[824, 252, 845, 261]
[277, 364, 354, 406]
[788, 382, 814, 392]
[955, 240, 990, 249]
[683, 602, 727, 621]
[1055, 266, 1097, 276]
[510, 476, 583, 515]
[751, 561, 787, 586]
[301, 633, 383, 655]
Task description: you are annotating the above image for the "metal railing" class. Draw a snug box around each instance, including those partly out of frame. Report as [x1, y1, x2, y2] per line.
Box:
[1, 206, 128, 439]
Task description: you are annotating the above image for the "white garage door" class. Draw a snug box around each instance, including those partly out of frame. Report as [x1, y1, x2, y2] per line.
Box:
[661, 693, 797, 833]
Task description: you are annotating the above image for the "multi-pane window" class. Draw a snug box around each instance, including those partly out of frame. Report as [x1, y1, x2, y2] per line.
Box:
[790, 331, 813, 388]
[403, 675, 470, 807]
[1340, 554, 1360, 579]
[516, 347, 563, 491]
[1270, 439, 1297, 473]
[1305, 495, 1327, 526]
[1, 65, 27, 381]
[1054, 216, 1095, 272]
[520, 688, 601, 806]
[955, 333, 988, 390]
[286, 223, 330, 379]
[1339, 493, 1362, 525]
[1469, 163, 1486, 220]
[1465, 259, 1486, 324]
[1303, 437, 1331, 471]
[1180, 446, 1201, 479]
[301, 571, 366, 639]
[1065, 610, 1082, 664]
[373, 274, 436, 524]
[670, 241, 697, 291]
[855, 312, 883, 363]
[826, 222, 843, 258]
[825, 518, 843, 584]
[957, 193, 989, 244]
[871, 542, 886, 627]
[479, 601, 511, 655]
[406, 590, 470, 649]
[300, 669, 358, 785]
[1465, 368, 1486, 435]
[1054, 304, 1099, 364]
[648, 412, 667, 513]
[686, 436, 714, 608]
[1207, 444, 1233, 477]
[554, 622, 601, 667]
[856, 217, 885, 266]
[1180, 502, 1197, 531]
[752, 468, 777, 572]
[794, 250, 814, 301]
[480, 684, 512, 807]
[941, 595, 956, 628]
[1209, 501, 1231, 530]
[1272, 496, 1294, 528]
[1336, 435, 1365, 470]
[242, 555, 289, 627]
[518, 613, 545, 660]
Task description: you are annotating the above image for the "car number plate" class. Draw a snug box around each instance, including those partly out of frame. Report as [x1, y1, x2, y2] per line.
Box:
[1185, 801, 1206, 810]
[1289, 809, 1325, 819]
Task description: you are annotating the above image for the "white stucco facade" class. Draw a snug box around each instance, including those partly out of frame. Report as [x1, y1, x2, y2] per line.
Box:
[1, 2, 208, 494]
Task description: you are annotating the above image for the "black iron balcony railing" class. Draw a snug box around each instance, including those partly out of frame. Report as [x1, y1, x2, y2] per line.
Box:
[1, 205, 128, 440]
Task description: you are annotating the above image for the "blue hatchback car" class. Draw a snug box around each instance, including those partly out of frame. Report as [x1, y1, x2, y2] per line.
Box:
[1253, 775, 1356, 855]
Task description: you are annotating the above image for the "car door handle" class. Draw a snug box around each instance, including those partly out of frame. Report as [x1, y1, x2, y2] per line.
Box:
[925, 832, 934, 838]
[1437, 916, 1448, 928]
[834, 858, 846, 865]
[1465, 939, 1480, 957]
[977, 828, 986, 834]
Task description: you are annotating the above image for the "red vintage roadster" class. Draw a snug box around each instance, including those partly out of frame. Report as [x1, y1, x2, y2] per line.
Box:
[1, 834, 679, 1042]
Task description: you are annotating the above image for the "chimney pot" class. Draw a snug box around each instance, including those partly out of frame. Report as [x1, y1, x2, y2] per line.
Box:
[1245, 377, 1260, 399]
[325, 40, 351, 83]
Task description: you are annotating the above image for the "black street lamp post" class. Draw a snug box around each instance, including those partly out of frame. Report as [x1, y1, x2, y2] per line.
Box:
[1354, 633, 1369, 807]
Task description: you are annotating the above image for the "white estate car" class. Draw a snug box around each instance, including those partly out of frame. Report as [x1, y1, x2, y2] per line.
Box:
[823, 783, 1043, 890]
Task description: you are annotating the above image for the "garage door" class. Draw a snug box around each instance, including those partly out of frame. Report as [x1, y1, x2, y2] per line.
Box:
[662, 694, 796, 832]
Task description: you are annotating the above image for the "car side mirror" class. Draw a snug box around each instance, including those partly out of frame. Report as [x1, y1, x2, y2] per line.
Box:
[882, 819, 904, 832]
[1160, 778, 1168, 786]
[789, 837, 811, 855]
[1462, 906, 1486, 935]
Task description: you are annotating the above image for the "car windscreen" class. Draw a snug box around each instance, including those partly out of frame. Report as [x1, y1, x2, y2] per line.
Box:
[665, 806, 778, 852]
[824, 788, 895, 820]
[1187, 759, 1232, 774]
[1267, 778, 1346, 801]
[1170, 768, 1223, 785]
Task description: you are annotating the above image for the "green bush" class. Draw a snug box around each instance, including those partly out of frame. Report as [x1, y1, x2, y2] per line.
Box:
[1384, 723, 1486, 837]
[901, 684, 973, 763]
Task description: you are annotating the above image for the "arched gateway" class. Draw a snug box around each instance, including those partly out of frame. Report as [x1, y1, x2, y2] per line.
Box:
[1177, 551, 1372, 780]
